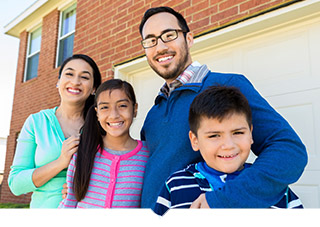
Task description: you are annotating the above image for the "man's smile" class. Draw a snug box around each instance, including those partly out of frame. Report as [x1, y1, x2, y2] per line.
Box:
[157, 55, 173, 63]
[154, 52, 176, 64]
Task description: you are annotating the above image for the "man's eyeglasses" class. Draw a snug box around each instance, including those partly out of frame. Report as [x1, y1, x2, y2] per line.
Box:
[141, 29, 186, 49]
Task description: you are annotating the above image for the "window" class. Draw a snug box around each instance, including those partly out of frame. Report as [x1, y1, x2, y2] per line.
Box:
[56, 4, 76, 67]
[25, 27, 41, 81]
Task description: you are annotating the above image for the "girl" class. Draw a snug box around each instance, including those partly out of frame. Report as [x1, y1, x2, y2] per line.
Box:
[59, 79, 149, 208]
[8, 54, 102, 208]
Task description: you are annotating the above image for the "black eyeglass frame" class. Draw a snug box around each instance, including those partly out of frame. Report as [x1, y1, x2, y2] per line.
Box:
[141, 29, 187, 49]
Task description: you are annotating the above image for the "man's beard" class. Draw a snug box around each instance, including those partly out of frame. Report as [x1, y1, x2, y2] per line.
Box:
[148, 43, 190, 81]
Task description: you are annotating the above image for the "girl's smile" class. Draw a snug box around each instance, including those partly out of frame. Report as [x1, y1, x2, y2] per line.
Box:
[107, 121, 124, 128]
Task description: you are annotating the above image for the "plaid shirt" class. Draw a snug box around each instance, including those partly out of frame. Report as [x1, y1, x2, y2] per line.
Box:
[160, 62, 202, 97]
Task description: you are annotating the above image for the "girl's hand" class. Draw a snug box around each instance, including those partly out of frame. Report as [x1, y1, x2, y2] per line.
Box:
[57, 135, 80, 169]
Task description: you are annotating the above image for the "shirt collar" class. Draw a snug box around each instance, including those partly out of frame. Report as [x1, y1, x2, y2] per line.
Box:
[160, 61, 203, 97]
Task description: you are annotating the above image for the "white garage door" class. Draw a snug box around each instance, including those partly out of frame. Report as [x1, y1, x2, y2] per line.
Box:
[115, 1, 320, 208]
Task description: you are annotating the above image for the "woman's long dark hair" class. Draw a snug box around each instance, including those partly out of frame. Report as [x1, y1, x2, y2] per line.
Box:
[73, 79, 137, 201]
[59, 54, 102, 119]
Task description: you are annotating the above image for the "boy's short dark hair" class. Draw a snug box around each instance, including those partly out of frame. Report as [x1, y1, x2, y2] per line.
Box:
[139, 6, 190, 37]
[189, 86, 252, 135]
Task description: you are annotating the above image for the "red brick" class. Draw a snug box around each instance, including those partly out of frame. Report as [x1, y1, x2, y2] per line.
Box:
[117, 1, 133, 13]
[186, 0, 209, 16]
[174, 1, 192, 12]
[193, 5, 218, 22]
[211, 6, 239, 24]
[189, 17, 210, 31]
[220, 11, 249, 26]
[210, 0, 222, 5]
[220, 0, 246, 11]
[240, 0, 273, 12]
[248, 0, 285, 15]
[128, 1, 145, 13]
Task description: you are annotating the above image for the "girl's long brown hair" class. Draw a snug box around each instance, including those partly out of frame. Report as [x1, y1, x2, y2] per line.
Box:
[73, 79, 136, 201]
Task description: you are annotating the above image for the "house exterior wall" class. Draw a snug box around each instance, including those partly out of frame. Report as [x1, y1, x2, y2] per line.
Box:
[0, 0, 296, 204]
[0, 9, 61, 204]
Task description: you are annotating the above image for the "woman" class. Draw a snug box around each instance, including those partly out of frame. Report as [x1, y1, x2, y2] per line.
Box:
[8, 54, 101, 208]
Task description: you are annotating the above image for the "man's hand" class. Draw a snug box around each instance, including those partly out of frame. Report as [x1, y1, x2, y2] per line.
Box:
[190, 193, 210, 208]
[62, 183, 68, 199]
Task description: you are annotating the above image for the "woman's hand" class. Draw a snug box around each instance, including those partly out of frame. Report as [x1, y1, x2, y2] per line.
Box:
[57, 135, 80, 169]
[32, 135, 79, 188]
[62, 183, 68, 199]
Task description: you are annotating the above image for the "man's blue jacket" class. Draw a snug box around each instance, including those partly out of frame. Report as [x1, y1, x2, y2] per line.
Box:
[141, 65, 307, 208]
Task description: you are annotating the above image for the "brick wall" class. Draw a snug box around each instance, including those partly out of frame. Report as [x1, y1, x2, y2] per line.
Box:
[0, 10, 61, 204]
[0, 0, 295, 204]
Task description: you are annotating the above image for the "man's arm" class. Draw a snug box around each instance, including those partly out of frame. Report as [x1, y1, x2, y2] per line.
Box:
[205, 74, 307, 208]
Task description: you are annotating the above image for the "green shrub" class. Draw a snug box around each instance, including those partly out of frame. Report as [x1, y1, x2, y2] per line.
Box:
[0, 203, 29, 208]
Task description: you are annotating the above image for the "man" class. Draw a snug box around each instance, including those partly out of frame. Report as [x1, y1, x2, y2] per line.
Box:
[139, 6, 307, 208]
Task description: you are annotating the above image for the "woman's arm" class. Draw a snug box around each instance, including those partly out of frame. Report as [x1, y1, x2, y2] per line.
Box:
[8, 115, 79, 195]
[8, 115, 38, 195]
[31, 135, 79, 187]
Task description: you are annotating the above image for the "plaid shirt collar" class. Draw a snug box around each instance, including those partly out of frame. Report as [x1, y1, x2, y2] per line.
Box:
[160, 61, 202, 97]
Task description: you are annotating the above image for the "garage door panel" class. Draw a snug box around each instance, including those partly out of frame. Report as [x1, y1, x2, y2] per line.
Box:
[243, 31, 310, 83]
[194, 50, 236, 73]
[290, 170, 320, 208]
[267, 89, 320, 172]
[267, 90, 320, 208]
[194, 19, 320, 98]
[262, 90, 319, 208]
[310, 20, 320, 78]
[276, 103, 315, 159]
[128, 69, 163, 139]
[248, 20, 320, 96]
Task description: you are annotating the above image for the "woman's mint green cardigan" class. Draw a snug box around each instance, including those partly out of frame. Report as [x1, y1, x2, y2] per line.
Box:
[8, 107, 67, 208]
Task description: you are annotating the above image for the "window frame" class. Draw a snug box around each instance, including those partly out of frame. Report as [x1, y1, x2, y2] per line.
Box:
[55, 3, 77, 68]
[24, 25, 42, 82]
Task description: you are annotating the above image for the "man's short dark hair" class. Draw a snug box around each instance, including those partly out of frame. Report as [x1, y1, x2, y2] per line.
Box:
[139, 6, 190, 37]
[189, 86, 252, 135]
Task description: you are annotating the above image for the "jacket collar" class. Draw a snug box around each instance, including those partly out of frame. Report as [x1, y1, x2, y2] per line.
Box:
[155, 63, 210, 104]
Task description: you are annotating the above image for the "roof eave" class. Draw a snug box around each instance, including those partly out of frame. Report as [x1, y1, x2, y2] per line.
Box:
[4, 0, 49, 38]
[4, 0, 75, 38]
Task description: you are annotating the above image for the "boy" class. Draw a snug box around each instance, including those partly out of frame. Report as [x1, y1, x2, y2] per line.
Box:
[153, 86, 303, 215]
